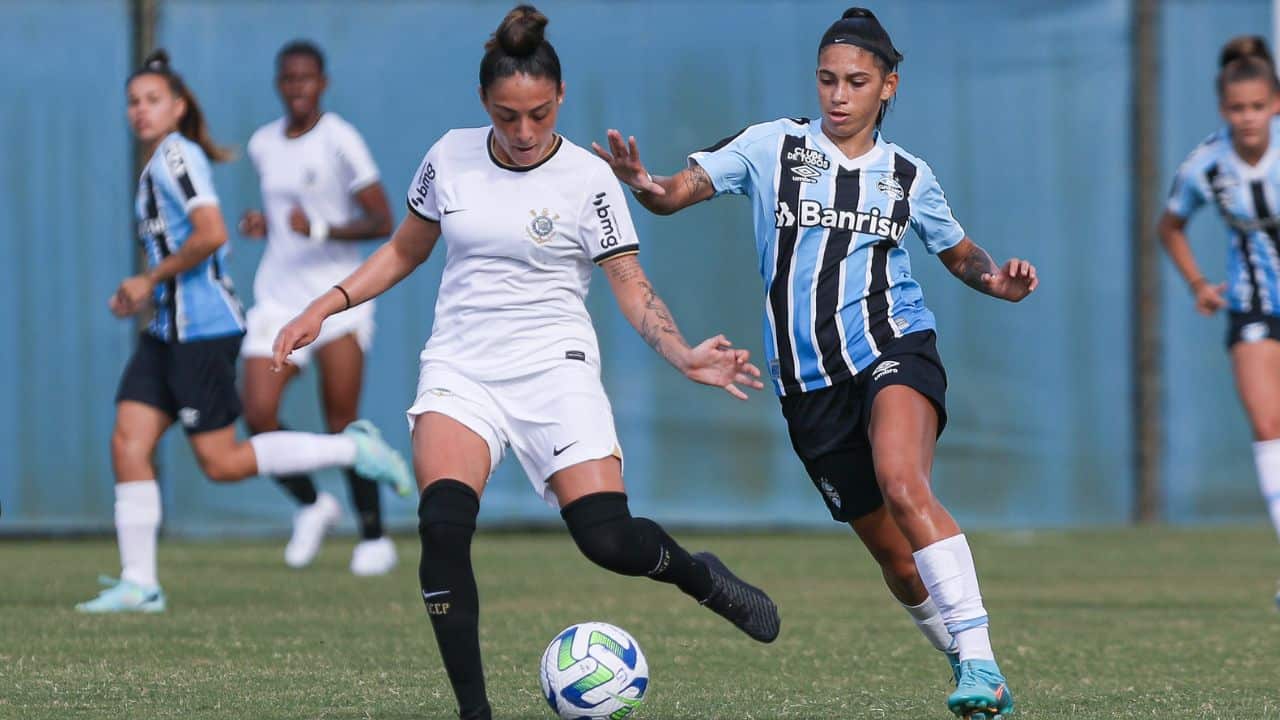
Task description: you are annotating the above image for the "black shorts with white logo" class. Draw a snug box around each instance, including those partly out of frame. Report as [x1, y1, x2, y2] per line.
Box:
[115, 332, 243, 434]
[1226, 311, 1280, 348]
[779, 331, 947, 522]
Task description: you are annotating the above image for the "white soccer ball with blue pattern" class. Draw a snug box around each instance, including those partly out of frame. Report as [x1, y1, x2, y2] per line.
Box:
[539, 621, 649, 719]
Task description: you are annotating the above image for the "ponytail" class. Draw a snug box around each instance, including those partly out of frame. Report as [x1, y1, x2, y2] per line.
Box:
[1217, 35, 1279, 98]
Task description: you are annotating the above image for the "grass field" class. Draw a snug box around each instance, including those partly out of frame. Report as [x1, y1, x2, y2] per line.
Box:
[1, 528, 1278, 719]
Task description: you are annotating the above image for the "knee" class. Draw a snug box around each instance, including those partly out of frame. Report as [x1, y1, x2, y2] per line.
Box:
[111, 424, 151, 465]
[561, 492, 648, 576]
[418, 480, 480, 551]
[878, 467, 937, 520]
[1253, 418, 1280, 442]
[200, 456, 243, 483]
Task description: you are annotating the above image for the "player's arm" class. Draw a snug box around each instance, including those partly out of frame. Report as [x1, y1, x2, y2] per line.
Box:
[288, 182, 394, 241]
[601, 253, 762, 400]
[591, 130, 715, 216]
[272, 213, 440, 369]
[937, 237, 1038, 302]
[1158, 210, 1226, 314]
[110, 205, 228, 317]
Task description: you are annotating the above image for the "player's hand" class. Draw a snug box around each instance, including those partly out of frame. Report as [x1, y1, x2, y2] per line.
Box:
[1193, 280, 1227, 315]
[591, 129, 666, 196]
[680, 335, 764, 401]
[109, 274, 156, 317]
[288, 206, 311, 237]
[271, 310, 323, 372]
[238, 209, 267, 238]
[981, 258, 1038, 302]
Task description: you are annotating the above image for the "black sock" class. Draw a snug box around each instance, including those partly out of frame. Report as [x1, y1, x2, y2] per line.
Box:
[419, 480, 490, 720]
[274, 474, 318, 506]
[344, 469, 383, 539]
[561, 491, 713, 600]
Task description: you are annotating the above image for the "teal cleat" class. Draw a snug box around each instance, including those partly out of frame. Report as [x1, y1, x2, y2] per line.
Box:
[343, 420, 413, 498]
[75, 575, 166, 614]
[946, 651, 962, 685]
[948, 659, 1014, 719]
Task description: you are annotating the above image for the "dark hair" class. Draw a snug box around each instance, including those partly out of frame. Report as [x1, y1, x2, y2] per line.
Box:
[128, 49, 233, 163]
[818, 7, 901, 127]
[277, 39, 326, 75]
[1217, 34, 1279, 97]
[479, 4, 562, 92]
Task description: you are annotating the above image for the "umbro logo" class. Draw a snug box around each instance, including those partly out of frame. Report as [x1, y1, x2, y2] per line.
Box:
[178, 407, 200, 428]
[872, 361, 900, 382]
[786, 146, 829, 184]
[1242, 321, 1269, 343]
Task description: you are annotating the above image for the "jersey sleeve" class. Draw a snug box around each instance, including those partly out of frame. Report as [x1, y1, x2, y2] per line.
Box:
[579, 165, 640, 264]
[161, 138, 218, 212]
[332, 120, 381, 192]
[686, 125, 757, 197]
[406, 139, 443, 222]
[908, 162, 965, 255]
[1166, 156, 1208, 219]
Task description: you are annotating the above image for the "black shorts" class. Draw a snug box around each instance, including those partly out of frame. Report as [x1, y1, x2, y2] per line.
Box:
[115, 332, 243, 434]
[1226, 311, 1280, 348]
[779, 331, 947, 523]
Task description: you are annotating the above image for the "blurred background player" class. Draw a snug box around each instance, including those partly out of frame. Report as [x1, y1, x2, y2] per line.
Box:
[1159, 35, 1280, 609]
[272, 6, 779, 718]
[592, 7, 1037, 718]
[239, 40, 397, 576]
[79, 50, 411, 614]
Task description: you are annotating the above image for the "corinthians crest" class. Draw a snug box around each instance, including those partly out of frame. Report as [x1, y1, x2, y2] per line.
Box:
[525, 208, 559, 244]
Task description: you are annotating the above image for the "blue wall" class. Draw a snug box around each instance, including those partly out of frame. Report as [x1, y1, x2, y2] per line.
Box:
[0, 0, 1270, 535]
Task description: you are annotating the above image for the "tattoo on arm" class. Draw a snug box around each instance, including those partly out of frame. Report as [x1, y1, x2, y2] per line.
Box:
[604, 256, 687, 367]
[682, 165, 712, 198]
[954, 242, 999, 294]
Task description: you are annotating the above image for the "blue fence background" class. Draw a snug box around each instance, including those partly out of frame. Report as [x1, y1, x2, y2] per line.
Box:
[0, 0, 1272, 535]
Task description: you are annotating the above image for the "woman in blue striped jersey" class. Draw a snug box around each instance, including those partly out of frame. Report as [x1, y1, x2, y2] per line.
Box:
[78, 50, 411, 615]
[593, 8, 1035, 718]
[1159, 36, 1280, 609]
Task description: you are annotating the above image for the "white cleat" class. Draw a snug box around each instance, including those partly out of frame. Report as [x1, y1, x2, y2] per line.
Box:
[350, 536, 398, 576]
[284, 492, 342, 568]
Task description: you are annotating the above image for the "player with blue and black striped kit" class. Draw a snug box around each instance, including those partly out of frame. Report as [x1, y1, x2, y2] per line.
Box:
[1159, 35, 1280, 610]
[594, 8, 1036, 718]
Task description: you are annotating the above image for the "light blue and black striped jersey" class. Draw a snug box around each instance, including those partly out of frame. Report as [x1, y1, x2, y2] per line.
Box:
[134, 132, 244, 342]
[1167, 121, 1280, 316]
[689, 118, 965, 395]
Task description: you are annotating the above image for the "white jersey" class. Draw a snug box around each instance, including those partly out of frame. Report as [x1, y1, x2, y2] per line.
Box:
[407, 127, 640, 381]
[247, 112, 381, 309]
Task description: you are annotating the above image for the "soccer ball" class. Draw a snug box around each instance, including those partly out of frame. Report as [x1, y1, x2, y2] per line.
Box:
[539, 621, 649, 720]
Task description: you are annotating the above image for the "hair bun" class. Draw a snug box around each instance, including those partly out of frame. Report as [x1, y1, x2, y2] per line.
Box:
[842, 7, 875, 20]
[1220, 35, 1273, 69]
[143, 48, 171, 71]
[493, 4, 548, 57]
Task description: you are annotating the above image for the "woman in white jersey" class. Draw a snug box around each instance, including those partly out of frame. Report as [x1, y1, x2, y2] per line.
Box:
[593, 8, 1037, 719]
[239, 41, 397, 576]
[77, 50, 411, 615]
[274, 7, 780, 719]
[1159, 36, 1280, 609]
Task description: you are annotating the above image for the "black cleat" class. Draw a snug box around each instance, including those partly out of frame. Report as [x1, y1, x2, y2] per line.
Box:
[693, 551, 780, 643]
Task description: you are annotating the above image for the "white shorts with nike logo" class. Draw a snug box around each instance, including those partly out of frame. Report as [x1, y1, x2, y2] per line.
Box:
[406, 358, 623, 508]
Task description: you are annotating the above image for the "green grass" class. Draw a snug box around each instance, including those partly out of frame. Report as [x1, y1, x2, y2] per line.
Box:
[1, 528, 1278, 719]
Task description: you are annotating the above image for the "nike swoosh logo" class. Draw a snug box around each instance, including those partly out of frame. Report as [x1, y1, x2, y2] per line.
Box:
[552, 441, 578, 457]
[442, 208, 466, 215]
[422, 590, 450, 600]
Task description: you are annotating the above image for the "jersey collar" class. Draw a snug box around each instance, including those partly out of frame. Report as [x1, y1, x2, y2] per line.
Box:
[808, 121, 886, 170]
[487, 129, 563, 173]
[1228, 140, 1280, 180]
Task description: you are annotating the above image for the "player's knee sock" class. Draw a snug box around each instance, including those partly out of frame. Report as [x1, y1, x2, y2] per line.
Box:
[902, 595, 957, 654]
[264, 424, 319, 505]
[115, 480, 161, 588]
[912, 534, 995, 663]
[345, 469, 383, 540]
[1252, 439, 1280, 541]
[418, 480, 489, 720]
[250, 431, 357, 476]
[561, 492, 713, 601]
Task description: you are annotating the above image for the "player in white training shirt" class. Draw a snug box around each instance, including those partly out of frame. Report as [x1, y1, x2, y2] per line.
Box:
[273, 7, 779, 719]
[239, 41, 397, 576]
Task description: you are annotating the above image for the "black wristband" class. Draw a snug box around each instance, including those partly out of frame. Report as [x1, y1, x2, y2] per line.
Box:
[333, 284, 352, 310]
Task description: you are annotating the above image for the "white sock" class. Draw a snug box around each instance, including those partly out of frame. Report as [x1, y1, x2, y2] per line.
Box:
[115, 481, 161, 589]
[902, 595, 957, 654]
[1252, 440, 1280, 542]
[250, 431, 358, 477]
[912, 534, 995, 662]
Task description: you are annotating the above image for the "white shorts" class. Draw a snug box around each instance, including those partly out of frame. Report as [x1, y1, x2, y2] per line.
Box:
[241, 300, 375, 368]
[405, 360, 623, 508]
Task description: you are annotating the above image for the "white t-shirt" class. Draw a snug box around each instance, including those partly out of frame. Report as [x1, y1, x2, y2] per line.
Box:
[247, 112, 381, 309]
[407, 127, 640, 381]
